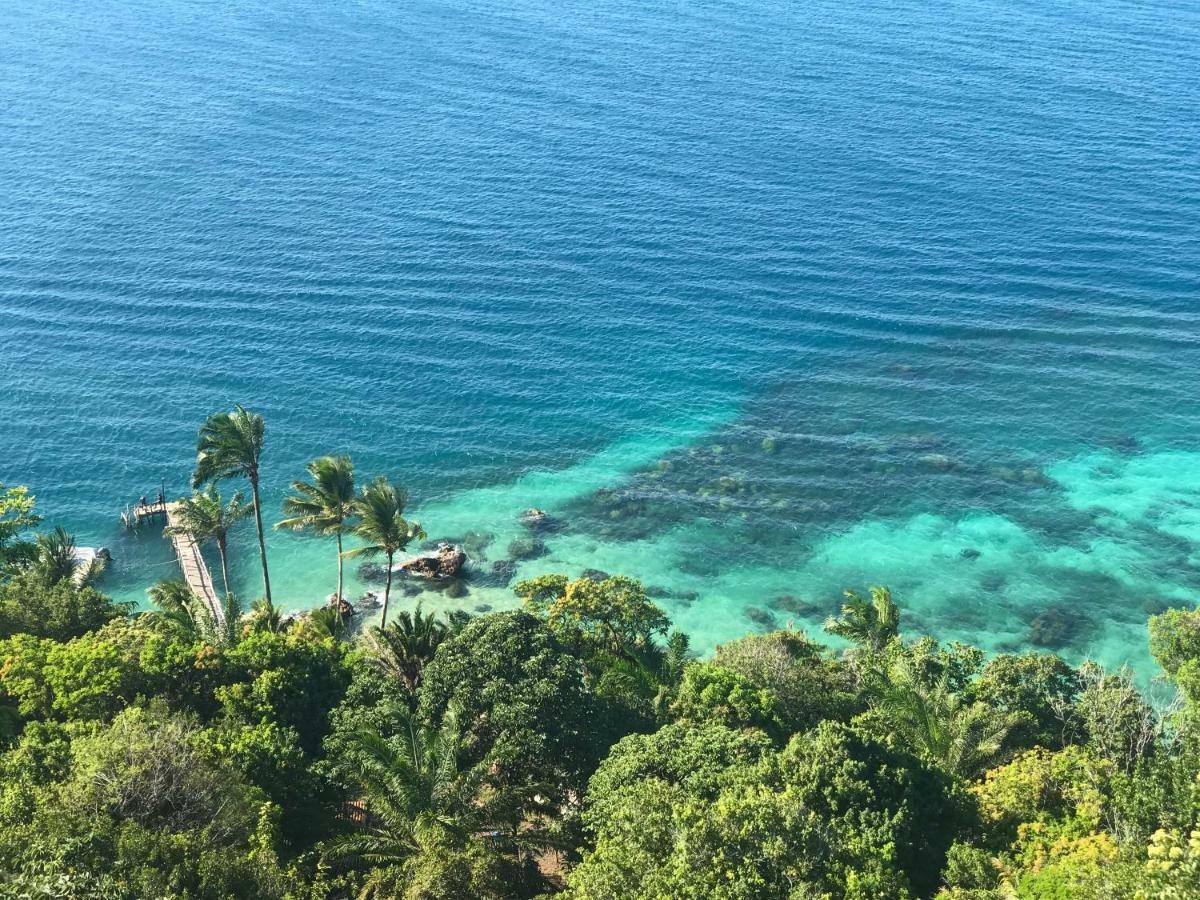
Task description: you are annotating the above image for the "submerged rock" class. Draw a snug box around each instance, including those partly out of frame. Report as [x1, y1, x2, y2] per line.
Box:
[443, 580, 469, 599]
[461, 531, 493, 555]
[1020, 467, 1056, 487]
[979, 572, 1007, 593]
[507, 536, 547, 561]
[474, 603, 493, 613]
[399, 543, 467, 578]
[769, 594, 825, 617]
[918, 453, 957, 472]
[581, 568, 610, 582]
[519, 509, 559, 532]
[1027, 606, 1089, 650]
[491, 559, 518, 583]
[959, 548, 982, 561]
[745, 607, 777, 629]
[356, 591, 383, 610]
[357, 562, 389, 583]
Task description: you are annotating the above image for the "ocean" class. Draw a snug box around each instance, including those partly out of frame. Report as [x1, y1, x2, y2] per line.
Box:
[2, 0, 1199, 671]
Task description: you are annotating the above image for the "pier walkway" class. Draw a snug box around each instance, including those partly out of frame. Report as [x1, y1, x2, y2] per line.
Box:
[164, 502, 226, 630]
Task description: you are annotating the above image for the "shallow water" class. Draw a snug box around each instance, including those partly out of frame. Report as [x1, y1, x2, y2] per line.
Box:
[2, 0, 1199, 673]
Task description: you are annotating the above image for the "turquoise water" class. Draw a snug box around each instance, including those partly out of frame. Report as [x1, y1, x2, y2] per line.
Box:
[2, 0, 1199, 671]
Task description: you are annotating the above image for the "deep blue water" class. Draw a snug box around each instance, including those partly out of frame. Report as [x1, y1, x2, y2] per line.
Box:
[2, 0, 1199, 668]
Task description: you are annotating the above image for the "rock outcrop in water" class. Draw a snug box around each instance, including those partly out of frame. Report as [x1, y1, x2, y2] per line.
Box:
[398, 542, 466, 578]
[519, 508, 558, 531]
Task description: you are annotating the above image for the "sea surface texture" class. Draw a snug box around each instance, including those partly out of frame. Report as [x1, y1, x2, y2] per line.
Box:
[3, 0, 1199, 671]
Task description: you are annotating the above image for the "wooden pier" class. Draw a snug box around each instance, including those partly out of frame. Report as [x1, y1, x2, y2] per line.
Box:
[121, 498, 168, 529]
[163, 502, 226, 630]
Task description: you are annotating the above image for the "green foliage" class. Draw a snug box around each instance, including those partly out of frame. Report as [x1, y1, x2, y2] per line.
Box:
[0, 620, 195, 722]
[193, 404, 267, 489]
[0, 571, 128, 641]
[0, 483, 41, 570]
[322, 711, 541, 899]
[1150, 605, 1200, 705]
[0, 705, 290, 899]
[363, 604, 450, 695]
[193, 404, 273, 604]
[567, 721, 967, 899]
[417, 611, 608, 810]
[974, 651, 1079, 752]
[671, 662, 785, 740]
[582, 721, 773, 828]
[518, 574, 670, 659]
[1071, 662, 1159, 774]
[713, 629, 862, 732]
[825, 585, 900, 653]
[343, 476, 425, 628]
[277, 455, 357, 602]
[513, 573, 570, 612]
[2, 541, 1199, 900]
[164, 485, 253, 596]
[869, 656, 1027, 778]
[217, 628, 351, 755]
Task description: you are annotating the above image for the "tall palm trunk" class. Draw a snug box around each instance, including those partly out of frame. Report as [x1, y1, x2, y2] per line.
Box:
[216, 533, 232, 597]
[336, 531, 344, 602]
[249, 473, 272, 604]
[381, 549, 394, 629]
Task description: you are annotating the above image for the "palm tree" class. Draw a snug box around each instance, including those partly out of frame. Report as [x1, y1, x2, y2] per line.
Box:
[342, 477, 425, 629]
[363, 604, 449, 694]
[247, 595, 285, 635]
[305, 605, 348, 640]
[874, 659, 1023, 778]
[147, 578, 243, 645]
[322, 713, 495, 898]
[147, 579, 203, 637]
[30, 527, 105, 587]
[163, 485, 253, 596]
[193, 405, 272, 604]
[824, 586, 900, 653]
[276, 455, 356, 602]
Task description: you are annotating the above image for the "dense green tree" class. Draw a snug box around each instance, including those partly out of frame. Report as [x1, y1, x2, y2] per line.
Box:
[517, 574, 670, 660]
[670, 662, 784, 740]
[193, 405, 273, 605]
[0, 621, 195, 723]
[343, 476, 425, 629]
[276, 455, 357, 603]
[217, 628, 351, 755]
[567, 721, 967, 899]
[164, 485, 253, 597]
[0, 483, 41, 572]
[713, 629, 862, 732]
[0, 571, 128, 641]
[417, 611, 608, 814]
[973, 651, 1079, 752]
[0, 705, 290, 899]
[582, 721, 773, 828]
